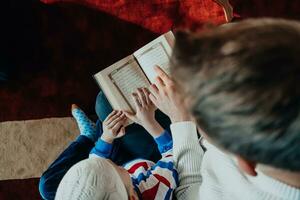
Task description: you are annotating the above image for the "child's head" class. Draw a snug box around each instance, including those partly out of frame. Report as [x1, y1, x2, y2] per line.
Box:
[55, 156, 137, 200]
[171, 18, 300, 173]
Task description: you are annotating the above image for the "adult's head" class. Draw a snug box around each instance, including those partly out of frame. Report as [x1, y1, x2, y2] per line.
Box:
[171, 18, 300, 173]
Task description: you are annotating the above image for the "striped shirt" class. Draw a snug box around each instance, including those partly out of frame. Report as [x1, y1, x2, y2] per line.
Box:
[90, 130, 178, 200]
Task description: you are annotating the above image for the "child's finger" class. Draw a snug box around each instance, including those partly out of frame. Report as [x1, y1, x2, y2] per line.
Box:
[149, 93, 158, 107]
[137, 88, 147, 107]
[104, 110, 118, 123]
[120, 127, 125, 135]
[142, 88, 151, 105]
[107, 112, 126, 128]
[104, 111, 120, 125]
[117, 127, 126, 138]
[123, 111, 136, 121]
[111, 118, 126, 133]
[132, 93, 142, 109]
[105, 111, 122, 126]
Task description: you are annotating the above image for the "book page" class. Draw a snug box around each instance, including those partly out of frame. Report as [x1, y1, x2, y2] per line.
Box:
[134, 31, 174, 83]
[93, 55, 150, 114]
[110, 61, 150, 111]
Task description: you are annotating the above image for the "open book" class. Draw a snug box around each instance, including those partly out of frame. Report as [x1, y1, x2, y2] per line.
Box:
[93, 31, 174, 123]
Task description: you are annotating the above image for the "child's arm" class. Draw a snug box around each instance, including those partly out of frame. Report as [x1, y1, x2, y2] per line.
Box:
[90, 110, 127, 159]
[124, 87, 165, 138]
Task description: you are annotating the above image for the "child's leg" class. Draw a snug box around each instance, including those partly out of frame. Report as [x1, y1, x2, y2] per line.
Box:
[39, 135, 94, 200]
[95, 91, 114, 122]
[39, 106, 100, 200]
[95, 91, 172, 165]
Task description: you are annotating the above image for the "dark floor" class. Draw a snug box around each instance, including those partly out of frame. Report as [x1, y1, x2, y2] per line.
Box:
[0, 0, 158, 122]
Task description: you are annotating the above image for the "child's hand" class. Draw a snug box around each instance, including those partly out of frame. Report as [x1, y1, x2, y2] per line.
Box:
[124, 87, 164, 137]
[101, 110, 127, 143]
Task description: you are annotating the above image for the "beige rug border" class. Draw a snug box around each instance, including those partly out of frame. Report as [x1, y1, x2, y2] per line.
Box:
[0, 117, 79, 180]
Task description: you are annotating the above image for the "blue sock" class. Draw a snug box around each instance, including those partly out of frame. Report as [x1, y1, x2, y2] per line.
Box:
[72, 108, 98, 142]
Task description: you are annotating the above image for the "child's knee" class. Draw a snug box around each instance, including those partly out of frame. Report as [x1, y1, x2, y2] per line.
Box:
[39, 175, 55, 200]
[95, 91, 113, 121]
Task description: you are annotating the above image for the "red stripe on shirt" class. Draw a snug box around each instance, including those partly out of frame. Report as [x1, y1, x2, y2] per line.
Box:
[153, 174, 171, 188]
[141, 182, 160, 200]
[128, 162, 149, 174]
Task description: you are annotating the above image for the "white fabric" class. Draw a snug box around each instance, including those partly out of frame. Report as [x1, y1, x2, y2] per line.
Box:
[171, 121, 300, 200]
[55, 156, 127, 200]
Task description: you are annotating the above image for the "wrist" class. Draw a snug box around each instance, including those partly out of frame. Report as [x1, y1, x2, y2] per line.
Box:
[143, 120, 164, 137]
[170, 114, 192, 123]
[100, 133, 114, 144]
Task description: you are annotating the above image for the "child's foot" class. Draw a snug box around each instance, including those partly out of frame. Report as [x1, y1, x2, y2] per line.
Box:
[71, 104, 98, 142]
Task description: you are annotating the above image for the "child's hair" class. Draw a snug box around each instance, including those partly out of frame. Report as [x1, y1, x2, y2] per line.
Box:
[171, 18, 300, 171]
[55, 157, 127, 200]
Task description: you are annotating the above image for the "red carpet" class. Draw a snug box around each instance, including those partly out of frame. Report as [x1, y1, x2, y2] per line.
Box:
[40, 0, 227, 33]
[1, 0, 300, 199]
[230, 0, 300, 20]
[0, 178, 41, 200]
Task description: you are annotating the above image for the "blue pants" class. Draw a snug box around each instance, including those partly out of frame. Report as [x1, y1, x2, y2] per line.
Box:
[39, 91, 171, 200]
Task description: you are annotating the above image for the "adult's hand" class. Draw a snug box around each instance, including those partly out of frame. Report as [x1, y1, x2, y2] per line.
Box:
[149, 66, 192, 123]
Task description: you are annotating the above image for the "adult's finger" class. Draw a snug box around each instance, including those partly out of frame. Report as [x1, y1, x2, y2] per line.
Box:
[155, 76, 165, 90]
[137, 88, 146, 107]
[154, 65, 172, 85]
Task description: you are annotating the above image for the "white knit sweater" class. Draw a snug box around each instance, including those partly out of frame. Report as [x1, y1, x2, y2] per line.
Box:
[170, 121, 300, 200]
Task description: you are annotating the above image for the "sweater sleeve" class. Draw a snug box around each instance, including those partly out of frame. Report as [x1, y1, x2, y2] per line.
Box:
[171, 121, 204, 200]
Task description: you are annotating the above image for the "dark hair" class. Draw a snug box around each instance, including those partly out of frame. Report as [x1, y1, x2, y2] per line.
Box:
[171, 18, 300, 171]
